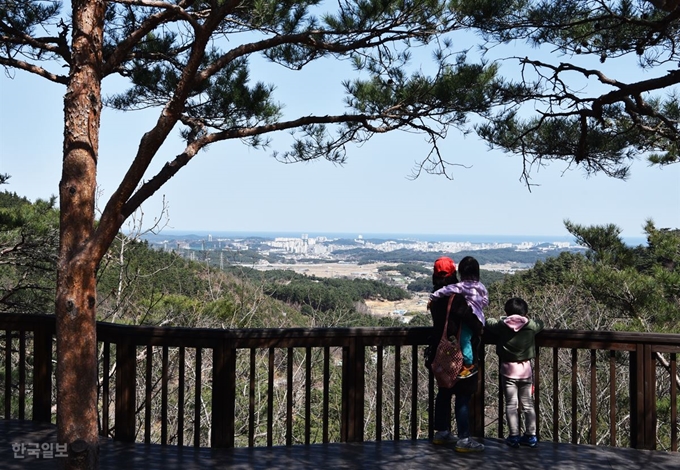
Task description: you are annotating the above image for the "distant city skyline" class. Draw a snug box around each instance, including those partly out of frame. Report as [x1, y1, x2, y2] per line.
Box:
[143, 230, 646, 247]
[145, 230, 586, 275]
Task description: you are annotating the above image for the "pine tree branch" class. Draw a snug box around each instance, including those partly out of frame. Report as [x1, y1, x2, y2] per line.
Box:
[0, 56, 68, 83]
[103, 0, 200, 75]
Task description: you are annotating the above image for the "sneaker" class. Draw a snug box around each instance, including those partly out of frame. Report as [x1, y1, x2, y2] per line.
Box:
[519, 434, 538, 448]
[505, 435, 521, 448]
[455, 437, 485, 453]
[457, 364, 478, 379]
[432, 430, 458, 445]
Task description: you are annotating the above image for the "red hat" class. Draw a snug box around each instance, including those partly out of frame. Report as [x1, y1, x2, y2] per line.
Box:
[433, 257, 456, 277]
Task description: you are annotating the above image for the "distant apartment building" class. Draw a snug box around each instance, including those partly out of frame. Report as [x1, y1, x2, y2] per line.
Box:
[270, 236, 319, 254]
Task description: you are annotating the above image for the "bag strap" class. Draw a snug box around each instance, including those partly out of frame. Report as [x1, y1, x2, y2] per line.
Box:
[442, 294, 462, 342]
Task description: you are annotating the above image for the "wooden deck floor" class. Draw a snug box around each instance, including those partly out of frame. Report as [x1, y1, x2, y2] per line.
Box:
[1, 420, 679, 469]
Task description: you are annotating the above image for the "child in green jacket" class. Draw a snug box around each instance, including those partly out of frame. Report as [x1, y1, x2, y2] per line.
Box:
[486, 297, 544, 448]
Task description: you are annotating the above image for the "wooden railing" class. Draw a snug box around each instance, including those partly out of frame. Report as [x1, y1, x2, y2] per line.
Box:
[489, 329, 679, 450]
[0, 313, 678, 452]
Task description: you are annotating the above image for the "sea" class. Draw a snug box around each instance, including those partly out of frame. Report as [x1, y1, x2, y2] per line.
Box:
[152, 230, 648, 247]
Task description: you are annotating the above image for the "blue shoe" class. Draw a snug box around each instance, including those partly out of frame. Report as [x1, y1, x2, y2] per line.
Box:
[519, 434, 538, 448]
[505, 435, 520, 448]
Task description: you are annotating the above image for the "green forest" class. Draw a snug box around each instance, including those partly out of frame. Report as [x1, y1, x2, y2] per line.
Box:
[2, 189, 679, 334]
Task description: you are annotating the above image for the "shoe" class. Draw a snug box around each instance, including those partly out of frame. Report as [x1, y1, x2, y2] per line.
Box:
[457, 364, 478, 379]
[432, 430, 458, 445]
[455, 437, 485, 453]
[505, 435, 520, 448]
[519, 434, 538, 448]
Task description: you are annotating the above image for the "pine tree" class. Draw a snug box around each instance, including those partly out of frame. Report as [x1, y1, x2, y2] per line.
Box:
[0, 2, 505, 467]
[455, 0, 679, 183]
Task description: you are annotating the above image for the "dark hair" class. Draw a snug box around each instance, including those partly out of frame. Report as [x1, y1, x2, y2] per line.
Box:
[504, 297, 529, 317]
[458, 256, 480, 281]
[432, 273, 458, 291]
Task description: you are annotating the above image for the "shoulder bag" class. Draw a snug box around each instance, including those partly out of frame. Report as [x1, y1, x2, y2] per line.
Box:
[430, 294, 464, 389]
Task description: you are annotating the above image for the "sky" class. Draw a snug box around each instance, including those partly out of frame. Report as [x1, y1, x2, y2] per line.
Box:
[1, 21, 679, 242]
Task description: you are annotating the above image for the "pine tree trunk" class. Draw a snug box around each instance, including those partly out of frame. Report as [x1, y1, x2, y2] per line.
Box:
[57, 1, 106, 468]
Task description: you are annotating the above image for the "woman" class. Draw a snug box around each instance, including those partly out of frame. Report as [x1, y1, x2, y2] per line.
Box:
[426, 256, 485, 452]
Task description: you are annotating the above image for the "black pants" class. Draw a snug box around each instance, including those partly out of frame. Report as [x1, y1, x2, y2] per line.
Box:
[434, 387, 471, 437]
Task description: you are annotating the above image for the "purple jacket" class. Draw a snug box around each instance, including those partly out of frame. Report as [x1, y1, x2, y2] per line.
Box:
[430, 280, 488, 325]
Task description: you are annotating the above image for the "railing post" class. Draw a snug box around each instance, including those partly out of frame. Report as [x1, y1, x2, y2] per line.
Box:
[629, 344, 656, 450]
[211, 340, 236, 448]
[115, 341, 137, 442]
[32, 324, 53, 423]
[4, 330, 11, 419]
[472, 345, 485, 438]
[534, 346, 541, 440]
[341, 336, 365, 442]
[630, 345, 643, 448]
[643, 344, 657, 450]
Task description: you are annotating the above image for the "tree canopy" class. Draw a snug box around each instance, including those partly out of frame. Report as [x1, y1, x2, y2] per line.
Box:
[0, 191, 59, 313]
[491, 220, 680, 332]
[455, 0, 679, 184]
[2, 1, 676, 191]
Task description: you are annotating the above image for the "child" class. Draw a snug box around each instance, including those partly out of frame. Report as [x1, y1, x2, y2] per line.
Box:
[485, 297, 544, 448]
[429, 256, 487, 378]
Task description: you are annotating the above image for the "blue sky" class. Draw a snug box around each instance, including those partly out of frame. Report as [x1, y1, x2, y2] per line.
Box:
[1, 27, 679, 241]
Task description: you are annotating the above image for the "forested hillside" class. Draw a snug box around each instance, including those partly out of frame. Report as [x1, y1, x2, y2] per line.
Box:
[2, 190, 678, 333]
[0, 191, 58, 314]
[489, 221, 680, 333]
[1, 191, 409, 328]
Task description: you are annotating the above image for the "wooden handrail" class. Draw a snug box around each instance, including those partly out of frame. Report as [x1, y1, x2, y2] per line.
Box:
[0, 313, 678, 452]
